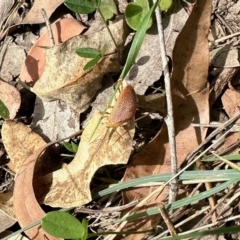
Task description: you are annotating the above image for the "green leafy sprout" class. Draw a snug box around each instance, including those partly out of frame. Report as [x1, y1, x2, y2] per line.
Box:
[63, 141, 79, 153]
[76, 45, 107, 70]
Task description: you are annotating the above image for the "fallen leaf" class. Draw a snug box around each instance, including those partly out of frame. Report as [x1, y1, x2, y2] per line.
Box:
[137, 93, 166, 115]
[20, 18, 85, 84]
[37, 93, 135, 207]
[31, 19, 129, 113]
[0, 80, 21, 120]
[20, 0, 64, 25]
[0, 36, 27, 81]
[222, 89, 240, 122]
[2, 120, 46, 173]
[210, 45, 240, 67]
[122, 0, 211, 238]
[219, 88, 240, 154]
[0, 0, 14, 29]
[0, 0, 65, 40]
[13, 142, 63, 240]
[31, 98, 80, 141]
[2, 120, 61, 175]
[13, 90, 134, 239]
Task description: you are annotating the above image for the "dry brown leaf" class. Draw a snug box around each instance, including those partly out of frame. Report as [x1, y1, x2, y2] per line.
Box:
[122, 0, 211, 238]
[20, 18, 85, 84]
[137, 93, 166, 115]
[210, 46, 240, 68]
[0, 79, 20, 119]
[37, 95, 135, 207]
[31, 19, 129, 113]
[220, 88, 240, 153]
[2, 120, 46, 173]
[13, 142, 63, 240]
[21, 0, 64, 25]
[0, 0, 64, 40]
[222, 89, 240, 122]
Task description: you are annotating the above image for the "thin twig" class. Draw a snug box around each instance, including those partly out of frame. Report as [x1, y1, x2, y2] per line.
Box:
[186, 110, 240, 163]
[154, 3, 178, 206]
[158, 203, 177, 236]
[41, 8, 54, 46]
[75, 200, 139, 214]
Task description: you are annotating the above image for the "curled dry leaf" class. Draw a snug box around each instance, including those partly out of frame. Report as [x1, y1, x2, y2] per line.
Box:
[20, 18, 86, 84]
[13, 142, 63, 240]
[31, 19, 129, 113]
[1, 121, 62, 239]
[0, 79, 20, 119]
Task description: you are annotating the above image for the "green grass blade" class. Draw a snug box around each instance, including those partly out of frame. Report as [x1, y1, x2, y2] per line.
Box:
[94, 170, 240, 198]
[119, 0, 159, 79]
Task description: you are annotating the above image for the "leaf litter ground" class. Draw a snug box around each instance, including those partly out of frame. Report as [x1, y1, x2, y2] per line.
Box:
[2, 0, 240, 240]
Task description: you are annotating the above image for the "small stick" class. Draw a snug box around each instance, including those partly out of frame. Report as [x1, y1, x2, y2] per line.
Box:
[158, 203, 177, 236]
[154, 2, 178, 206]
[41, 8, 55, 46]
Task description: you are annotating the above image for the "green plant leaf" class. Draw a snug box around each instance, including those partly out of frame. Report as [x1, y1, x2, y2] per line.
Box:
[82, 219, 88, 240]
[120, 0, 159, 79]
[99, 0, 117, 20]
[83, 55, 102, 70]
[100, 44, 107, 56]
[71, 141, 79, 153]
[125, 0, 151, 31]
[76, 47, 101, 58]
[64, 0, 99, 14]
[41, 211, 86, 239]
[63, 142, 74, 152]
[63, 141, 78, 153]
[0, 99, 9, 119]
[159, 0, 173, 11]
